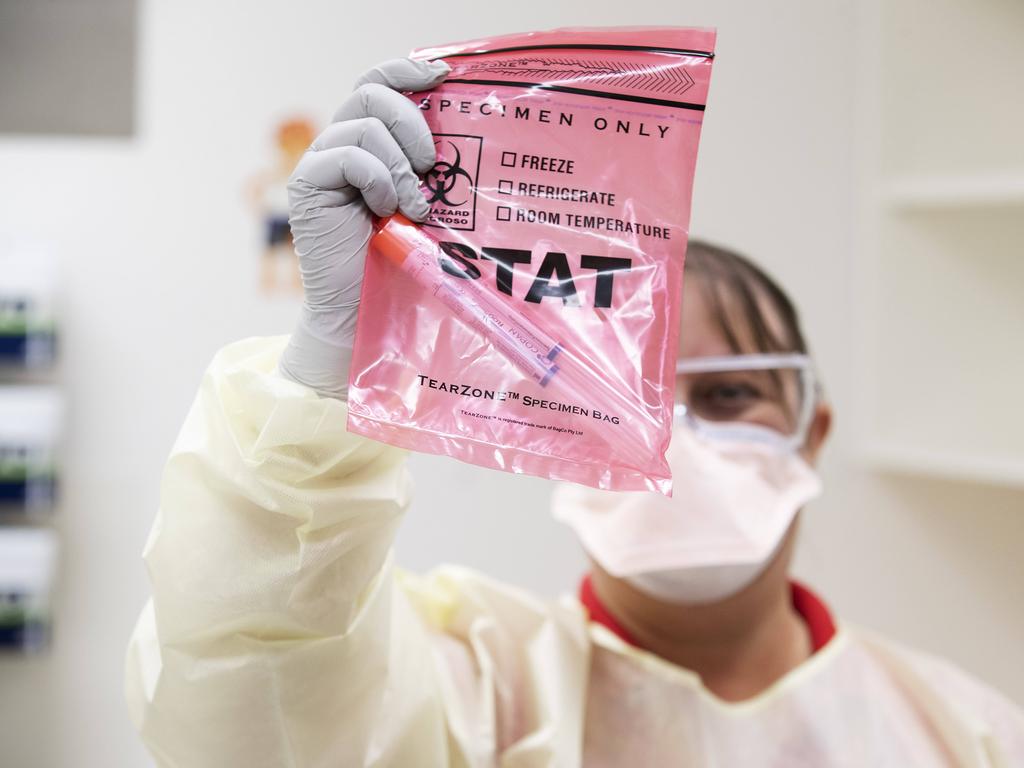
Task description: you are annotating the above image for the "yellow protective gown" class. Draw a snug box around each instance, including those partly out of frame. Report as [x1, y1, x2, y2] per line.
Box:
[125, 337, 1024, 767]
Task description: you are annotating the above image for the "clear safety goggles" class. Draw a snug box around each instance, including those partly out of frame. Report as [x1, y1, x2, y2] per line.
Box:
[674, 353, 818, 451]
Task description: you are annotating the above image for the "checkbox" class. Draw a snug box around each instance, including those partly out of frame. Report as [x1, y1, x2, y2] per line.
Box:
[496, 206, 512, 221]
[497, 179, 513, 195]
[500, 151, 517, 168]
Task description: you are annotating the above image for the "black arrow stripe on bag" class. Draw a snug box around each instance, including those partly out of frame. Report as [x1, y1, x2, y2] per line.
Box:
[460, 57, 698, 97]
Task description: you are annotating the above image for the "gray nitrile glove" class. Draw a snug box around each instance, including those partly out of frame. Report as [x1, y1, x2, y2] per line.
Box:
[278, 57, 451, 398]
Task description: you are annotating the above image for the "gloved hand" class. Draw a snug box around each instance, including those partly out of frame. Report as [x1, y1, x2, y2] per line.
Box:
[278, 57, 451, 398]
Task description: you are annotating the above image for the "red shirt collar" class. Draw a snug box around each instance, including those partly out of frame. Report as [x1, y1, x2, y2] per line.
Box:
[578, 574, 836, 654]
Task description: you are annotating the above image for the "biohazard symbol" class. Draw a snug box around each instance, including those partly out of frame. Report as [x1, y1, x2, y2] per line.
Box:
[424, 141, 473, 207]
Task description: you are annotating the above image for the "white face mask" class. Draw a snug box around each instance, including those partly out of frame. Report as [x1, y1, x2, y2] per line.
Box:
[551, 422, 822, 605]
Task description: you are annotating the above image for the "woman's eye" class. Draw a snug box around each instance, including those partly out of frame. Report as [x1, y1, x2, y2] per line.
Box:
[692, 382, 761, 416]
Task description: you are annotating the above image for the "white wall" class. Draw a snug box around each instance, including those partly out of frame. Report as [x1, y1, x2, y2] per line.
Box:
[0, 1, 1020, 766]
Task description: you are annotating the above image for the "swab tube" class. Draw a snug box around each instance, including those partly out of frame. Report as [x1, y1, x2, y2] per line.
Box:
[373, 214, 561, 388]
[371, 214, 661, 466]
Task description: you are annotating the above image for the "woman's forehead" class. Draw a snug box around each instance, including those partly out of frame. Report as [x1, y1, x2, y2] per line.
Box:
[678, 275, 790, 360]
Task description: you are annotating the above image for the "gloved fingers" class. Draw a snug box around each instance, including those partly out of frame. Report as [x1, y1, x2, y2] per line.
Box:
[288, 144, 398, 218]
[310, 117, 430, 222]
[353, 57, 451, 94]
[333, 65, 448, 175]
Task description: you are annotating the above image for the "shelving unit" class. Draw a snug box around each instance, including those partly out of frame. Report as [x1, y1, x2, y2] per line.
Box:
[0, 244, 60, 653]
[867, 444, 1024, 490]
[861, 0, 1024, 490]
[883, 174, 1024, 210]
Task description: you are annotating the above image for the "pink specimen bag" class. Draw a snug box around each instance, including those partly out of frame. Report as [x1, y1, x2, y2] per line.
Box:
[347, 26, 716, 494]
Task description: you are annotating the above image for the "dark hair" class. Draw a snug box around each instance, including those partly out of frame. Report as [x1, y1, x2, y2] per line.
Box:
[683, 239, 809, 356]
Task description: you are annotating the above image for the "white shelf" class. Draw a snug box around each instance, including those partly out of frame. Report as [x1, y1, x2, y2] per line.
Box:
[882, 173, 1024, 210]
[866, 444, 1024, 490]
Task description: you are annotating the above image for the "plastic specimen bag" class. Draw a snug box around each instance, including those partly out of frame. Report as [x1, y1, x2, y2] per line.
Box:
[347, 26, 716, 494]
